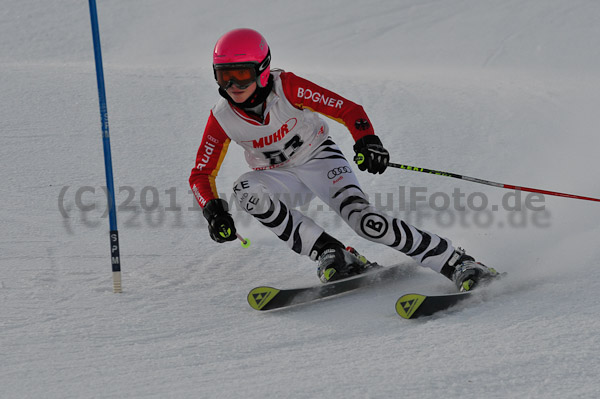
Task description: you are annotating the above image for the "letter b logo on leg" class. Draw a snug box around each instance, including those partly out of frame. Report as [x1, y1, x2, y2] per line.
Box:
[360, 213, 388, 239]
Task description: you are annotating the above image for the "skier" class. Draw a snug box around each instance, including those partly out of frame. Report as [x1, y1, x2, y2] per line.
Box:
[189, 28, 500, 291]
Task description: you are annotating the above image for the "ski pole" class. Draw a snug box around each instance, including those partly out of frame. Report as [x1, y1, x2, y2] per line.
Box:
[387, 162, 600, 203]
[236, 233, 251, 248]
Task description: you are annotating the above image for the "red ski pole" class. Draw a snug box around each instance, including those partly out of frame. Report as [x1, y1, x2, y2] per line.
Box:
[387, 162, 600, 203]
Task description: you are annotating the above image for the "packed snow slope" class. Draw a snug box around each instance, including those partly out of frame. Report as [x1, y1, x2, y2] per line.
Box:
[2, 1, 600, 398]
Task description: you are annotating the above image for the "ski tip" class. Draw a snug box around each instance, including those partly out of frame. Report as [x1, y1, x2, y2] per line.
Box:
[247, 286, 280, 310]
[395, 293, 427, 319]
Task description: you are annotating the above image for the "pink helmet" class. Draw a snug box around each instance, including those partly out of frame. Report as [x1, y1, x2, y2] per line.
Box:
[213, 28, 271, 88]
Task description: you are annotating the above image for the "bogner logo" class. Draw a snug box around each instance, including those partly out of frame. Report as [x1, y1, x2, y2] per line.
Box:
[361, 213, 389, 239]
[250, 118, 298, 149]
[297, 87, 344, 109]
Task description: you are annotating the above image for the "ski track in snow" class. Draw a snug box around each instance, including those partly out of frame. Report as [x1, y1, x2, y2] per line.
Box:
[2, 0, 600, 398]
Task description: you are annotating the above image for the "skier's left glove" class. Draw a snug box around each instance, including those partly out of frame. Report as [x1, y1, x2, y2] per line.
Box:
[202, 198, 237, 243]
[353, 135, 389, 174]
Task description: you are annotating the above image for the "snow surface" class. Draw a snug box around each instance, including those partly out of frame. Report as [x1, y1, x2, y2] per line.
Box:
[2, 0, 600, 398]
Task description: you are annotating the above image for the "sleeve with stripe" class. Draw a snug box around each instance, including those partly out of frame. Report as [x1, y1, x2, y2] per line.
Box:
[189, 111, 231, 208]
[279, 71, 375, 142]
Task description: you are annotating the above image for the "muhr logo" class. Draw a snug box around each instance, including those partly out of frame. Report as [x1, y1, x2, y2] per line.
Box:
[251, 118, 298, 149]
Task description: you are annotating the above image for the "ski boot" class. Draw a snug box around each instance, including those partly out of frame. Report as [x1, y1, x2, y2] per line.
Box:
[316, 245, 374, 283]
[441, 248, 501, 292]
[310, 232, 377, 283]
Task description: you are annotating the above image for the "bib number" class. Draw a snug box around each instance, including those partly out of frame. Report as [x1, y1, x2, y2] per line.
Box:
[262, 135, 304, 165]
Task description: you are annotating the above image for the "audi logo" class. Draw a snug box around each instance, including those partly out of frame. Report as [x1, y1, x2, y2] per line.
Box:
[327, 166, 351, 179]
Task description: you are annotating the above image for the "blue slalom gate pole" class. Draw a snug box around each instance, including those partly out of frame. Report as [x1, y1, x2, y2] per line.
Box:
[88, 0, 122, 293]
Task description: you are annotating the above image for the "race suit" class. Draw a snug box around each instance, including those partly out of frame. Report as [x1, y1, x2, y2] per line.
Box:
[189, 70, 454, 272]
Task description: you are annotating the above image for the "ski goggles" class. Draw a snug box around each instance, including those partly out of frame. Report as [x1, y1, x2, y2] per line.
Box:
[214, 64, 257, 90]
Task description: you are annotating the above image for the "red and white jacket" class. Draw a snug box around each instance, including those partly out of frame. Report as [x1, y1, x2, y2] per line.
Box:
[189, 70, 375, 208]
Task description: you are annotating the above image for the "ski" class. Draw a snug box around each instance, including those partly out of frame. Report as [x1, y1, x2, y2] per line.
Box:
[248, 264, 405, 311]
[395, 270, 506, 319]
[395, 292, 473, 319]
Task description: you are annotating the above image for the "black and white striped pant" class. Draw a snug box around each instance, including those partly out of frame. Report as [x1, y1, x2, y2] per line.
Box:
[232, 139, 454, 273]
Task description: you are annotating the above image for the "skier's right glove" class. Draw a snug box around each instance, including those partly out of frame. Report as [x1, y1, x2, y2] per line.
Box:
[202, 198, 237, 243]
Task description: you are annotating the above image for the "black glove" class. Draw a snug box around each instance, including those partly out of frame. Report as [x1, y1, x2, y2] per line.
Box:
[202, 199, 237, 243]
[353, 135, 389, 174]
